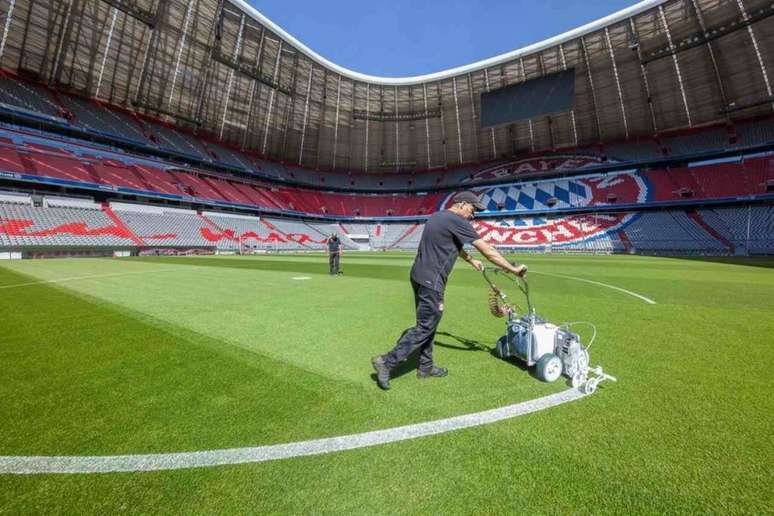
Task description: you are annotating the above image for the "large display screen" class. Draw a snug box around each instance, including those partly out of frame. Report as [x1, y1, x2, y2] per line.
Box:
[480, 68, 576, 128]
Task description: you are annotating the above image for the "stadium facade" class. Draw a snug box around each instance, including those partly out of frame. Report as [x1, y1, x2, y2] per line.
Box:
[0, 0, 772, 255]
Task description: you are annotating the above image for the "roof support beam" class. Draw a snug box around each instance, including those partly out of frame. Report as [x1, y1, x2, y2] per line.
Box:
[241, 26, 265, 150]
[630, 18, 658, 133]
[437, 82, 448, 168]
[689, 0, 728, 113]
[604, 27, 629, 139]
[537, 54, 554, 150]
[280, 52, 299, 157]
[408, 87, 417, 169]
[219, 13, 245, 139]
[658, 5, 692, 127]
[17, 0, 33, 70]
[314, 69, 328, 169]
[298, 65, 314, 164]
[452, 77, 463, 164]
[132, 3, 159, 103]
[735, 0, 774, 111]
[107, 6, 130, 101]
[63, 0, 87, 86]
[50, 0, 74, 83]
[423, 83, 431, 168]
[394, 85, 400, 171]
[520, 58, 535, 152]
[580, 36, 602, 141]
[378, 86, 385, 166]
[98, 0, 156, 27]
[38, 1, 61, 77]
[346, 79, 354, 170]
[332, 75, 341, 169]
[194, 0, 225, 124]
[0, 0, 17, 62]
[559, 44, 578, 146]
[167, 0, 195, 108]
[261, 40, 283, 155]
[483, 68, 497, 159]
[95, 7, 119, 99]
[364, 83, 370, 170]
[467, 73, 480, 162]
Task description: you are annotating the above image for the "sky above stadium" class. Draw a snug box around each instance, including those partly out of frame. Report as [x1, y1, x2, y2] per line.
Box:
[249, 0, 638, 77]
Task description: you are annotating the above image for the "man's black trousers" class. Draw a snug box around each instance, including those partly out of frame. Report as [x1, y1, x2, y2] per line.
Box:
[384, 280, 444, 372]
[329, 253, 340, 274]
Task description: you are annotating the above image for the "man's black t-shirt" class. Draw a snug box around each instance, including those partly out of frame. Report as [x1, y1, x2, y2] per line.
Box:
[328, 238, 342, 254]
[410, 210, 481, 292]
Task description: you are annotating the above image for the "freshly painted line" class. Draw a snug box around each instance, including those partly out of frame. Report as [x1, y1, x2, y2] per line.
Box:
[291, 276, 312, 280]
[0, 267, 200, 290]
[0, 388, 586, 474]
[531, 271, 656, 305]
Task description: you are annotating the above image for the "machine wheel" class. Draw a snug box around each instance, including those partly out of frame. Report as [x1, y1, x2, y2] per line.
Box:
[495, 336, 508, 359]
[536, 353, 563, 382]
[583, 377, 599, 395]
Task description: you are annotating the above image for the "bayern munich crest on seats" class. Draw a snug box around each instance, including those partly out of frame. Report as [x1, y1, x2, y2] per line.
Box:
[441, 166, 651, 247]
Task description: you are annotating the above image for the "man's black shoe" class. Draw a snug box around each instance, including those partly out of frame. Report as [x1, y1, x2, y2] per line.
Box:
[371, 355, 391, 390]
[417, 366, 448, 379]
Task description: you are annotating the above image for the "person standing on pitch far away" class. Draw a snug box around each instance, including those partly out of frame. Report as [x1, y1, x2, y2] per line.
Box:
[327, 233, 343, 275]
[371, 191, 527, 390]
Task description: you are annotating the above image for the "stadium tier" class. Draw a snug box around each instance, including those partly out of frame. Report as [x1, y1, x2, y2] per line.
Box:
[0, 125, 772, 218]
[1, 198, 772, 255]
[1, 75, 774, 193]
[0, 0, 773, 257]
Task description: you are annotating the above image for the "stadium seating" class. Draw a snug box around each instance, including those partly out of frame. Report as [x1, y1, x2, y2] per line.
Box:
[3, 121, 771, 218]
[143, 121, 212, 161]
[0, 198, 771, 255]
[110, 204, 211, 247]
[663, 128, 729, 156]
[60, 95, 149, 145]
[604, 140, 662, 161]
[0, 202, 135, 247]
[622, 211, 727, 253]
[0, 71, 773, 257]
[3, 74, 774, 197]
[0, 76, 64, 121]
[698, 205, 774, 254]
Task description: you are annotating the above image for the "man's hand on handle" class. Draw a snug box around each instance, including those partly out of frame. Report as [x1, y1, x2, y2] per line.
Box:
[470, 259, 484, 272]
[472, 238, 527, 278]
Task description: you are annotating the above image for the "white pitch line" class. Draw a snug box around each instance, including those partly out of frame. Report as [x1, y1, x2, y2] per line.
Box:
[531, 271, 656, 305]
[0, 388, 586, 474]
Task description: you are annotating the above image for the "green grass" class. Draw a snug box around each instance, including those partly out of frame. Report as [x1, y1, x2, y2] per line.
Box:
[0, 253, 773, 514]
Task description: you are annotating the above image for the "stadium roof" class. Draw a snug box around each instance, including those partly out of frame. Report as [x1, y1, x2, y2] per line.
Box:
[0, 0, 773, 172]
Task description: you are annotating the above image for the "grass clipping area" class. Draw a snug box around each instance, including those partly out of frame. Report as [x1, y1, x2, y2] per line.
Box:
[0, 253, 773, 513]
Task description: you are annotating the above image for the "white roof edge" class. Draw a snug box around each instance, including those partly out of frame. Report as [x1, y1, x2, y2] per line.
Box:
[230, 0, 668, 85]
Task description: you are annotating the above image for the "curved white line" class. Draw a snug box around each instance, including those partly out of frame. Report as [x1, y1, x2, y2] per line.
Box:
[531, 271, 656, 304]
[0, 388, 586, 474]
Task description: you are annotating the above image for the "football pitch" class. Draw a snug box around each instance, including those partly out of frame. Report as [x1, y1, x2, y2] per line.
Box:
[1, 253, 772, 514]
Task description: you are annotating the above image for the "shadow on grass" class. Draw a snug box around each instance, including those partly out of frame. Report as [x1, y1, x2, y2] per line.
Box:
[435, 331, 491, 352]
[436, 331, 546, 381]
[368, 330, 550, 386]
[368, 329, 481, 385]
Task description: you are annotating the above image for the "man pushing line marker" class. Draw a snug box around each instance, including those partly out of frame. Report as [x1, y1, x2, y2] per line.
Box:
[371, 191, 527, 390]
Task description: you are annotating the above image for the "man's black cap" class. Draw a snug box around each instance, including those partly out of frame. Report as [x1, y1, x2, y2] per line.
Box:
[452, 191, 486, 211]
